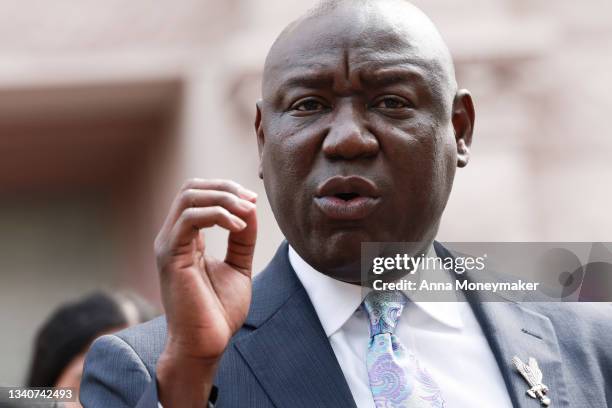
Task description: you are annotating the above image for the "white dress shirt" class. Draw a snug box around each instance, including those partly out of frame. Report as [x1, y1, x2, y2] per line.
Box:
[288, 245, 513, 408]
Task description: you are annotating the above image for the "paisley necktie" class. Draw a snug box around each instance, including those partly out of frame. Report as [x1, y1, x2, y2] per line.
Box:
[363, 290, 445, 408]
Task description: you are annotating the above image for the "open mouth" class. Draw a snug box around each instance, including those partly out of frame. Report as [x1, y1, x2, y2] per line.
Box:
[316, 175, 381, 200]
[314, 176, 381, 220]
[334, 192, 361, 201]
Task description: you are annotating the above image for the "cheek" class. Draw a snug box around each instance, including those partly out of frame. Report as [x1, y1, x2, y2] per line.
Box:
[261, 119, 321, 217]
[442, 133, 458, 181]
[379, 118, 439, 175]
[378, 119, 455, 208]
[263, 117, 322, 185]
[428, 128, 458, 215]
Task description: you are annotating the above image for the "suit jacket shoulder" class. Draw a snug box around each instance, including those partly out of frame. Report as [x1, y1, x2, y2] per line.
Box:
[81, 242, 325, 408]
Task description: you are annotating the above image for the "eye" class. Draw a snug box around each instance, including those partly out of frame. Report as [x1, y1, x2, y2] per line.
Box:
[290, 98, 327, 113]
[373, 96, 413, 110]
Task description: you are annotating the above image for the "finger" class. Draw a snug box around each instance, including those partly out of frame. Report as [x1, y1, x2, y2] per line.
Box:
[184, 178, 257, 201]
[162, 180, 244, 236]
[178, 190, 256, 222]
[159, 180, 257, 240]
[168, 206, 247, 249]
[225, 203, 257, 274]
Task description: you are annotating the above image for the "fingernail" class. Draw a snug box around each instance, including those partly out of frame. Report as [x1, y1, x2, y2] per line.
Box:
[234, 218, 247, 229]
[240, 188, 258, 200]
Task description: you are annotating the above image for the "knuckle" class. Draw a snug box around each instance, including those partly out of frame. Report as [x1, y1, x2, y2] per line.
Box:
[180, 207, 198, 222]
[154, 231, 163, 247]
[212, 205, 230, 219]
[208, 179, 226, 189]
[180, 179, 195, 191]
[221, 192, 239, 207]
[181, 178, 205, 191]
[211, 178, 239, 192]
[180, 189, 198, 207]
[154, 239, 168, 262]
[153, 237, 162, 255]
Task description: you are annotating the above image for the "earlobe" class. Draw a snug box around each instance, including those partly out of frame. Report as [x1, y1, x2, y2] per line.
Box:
[452, 89, 475, 168]
[456, 139, 470, 167]
[255, 100, 265, 179]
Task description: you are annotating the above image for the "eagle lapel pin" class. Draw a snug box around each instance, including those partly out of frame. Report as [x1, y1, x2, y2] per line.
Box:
[512, 356, 551, 406]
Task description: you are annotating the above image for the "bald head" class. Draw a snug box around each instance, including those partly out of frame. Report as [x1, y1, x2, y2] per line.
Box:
[263, 0, 457, 102]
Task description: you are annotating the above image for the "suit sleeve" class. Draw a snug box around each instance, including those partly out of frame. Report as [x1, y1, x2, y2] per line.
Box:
[80, 334, 159, 408]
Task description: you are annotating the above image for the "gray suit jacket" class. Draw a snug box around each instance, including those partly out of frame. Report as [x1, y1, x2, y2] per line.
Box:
[81, 242, 612, 407]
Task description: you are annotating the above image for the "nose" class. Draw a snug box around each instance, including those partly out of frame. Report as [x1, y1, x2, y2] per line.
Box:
[322, 102, 379, 160]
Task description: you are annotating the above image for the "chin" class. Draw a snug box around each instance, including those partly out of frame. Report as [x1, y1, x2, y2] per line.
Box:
[305, 229, 369, 279]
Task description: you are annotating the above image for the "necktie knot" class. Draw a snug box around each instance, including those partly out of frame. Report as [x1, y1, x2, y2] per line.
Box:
[363, 290, 407, 337]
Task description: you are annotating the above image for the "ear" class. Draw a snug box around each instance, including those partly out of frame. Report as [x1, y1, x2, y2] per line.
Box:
[255, 100, 265, 179]
[452, 89, 475, 168]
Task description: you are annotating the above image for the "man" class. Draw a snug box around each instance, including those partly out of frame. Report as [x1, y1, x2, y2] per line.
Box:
[81, 1, 612, 407]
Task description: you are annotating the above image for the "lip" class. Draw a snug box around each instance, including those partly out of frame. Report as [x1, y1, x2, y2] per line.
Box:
[314, 176, 381, 220]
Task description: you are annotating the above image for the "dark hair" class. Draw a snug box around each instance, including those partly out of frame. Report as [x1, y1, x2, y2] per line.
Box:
[26, 291, 157, 387]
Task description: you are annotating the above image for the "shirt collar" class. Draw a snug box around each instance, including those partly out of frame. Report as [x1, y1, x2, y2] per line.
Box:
[289, 245, 363, 337]
[288, 244, 464, 337]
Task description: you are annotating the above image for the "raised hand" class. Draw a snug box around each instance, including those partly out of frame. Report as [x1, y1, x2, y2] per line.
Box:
[154, 179, 257, 407]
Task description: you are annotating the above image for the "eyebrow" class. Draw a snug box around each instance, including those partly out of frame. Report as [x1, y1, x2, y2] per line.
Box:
[276, 70, 335, 91]
[360, 66, 429, 87]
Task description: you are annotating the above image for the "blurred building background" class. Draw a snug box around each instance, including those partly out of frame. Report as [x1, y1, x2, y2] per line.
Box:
[0, 0, 611, 385]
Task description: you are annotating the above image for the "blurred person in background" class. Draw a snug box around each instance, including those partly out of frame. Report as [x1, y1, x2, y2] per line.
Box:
[26, 291, 157, 407]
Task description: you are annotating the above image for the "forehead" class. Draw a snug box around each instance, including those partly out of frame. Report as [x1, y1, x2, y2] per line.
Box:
[263, 2, 451, 94]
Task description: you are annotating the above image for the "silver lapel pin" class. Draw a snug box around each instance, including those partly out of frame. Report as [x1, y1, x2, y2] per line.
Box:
[512, 356, 551, 406]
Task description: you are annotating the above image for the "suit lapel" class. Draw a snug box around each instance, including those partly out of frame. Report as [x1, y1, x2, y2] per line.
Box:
[234, 242, 357, 408]
[471, 302, 571, 408]
[434, 242, 571, 408]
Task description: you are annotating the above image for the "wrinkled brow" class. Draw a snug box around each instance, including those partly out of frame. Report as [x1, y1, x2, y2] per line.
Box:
[270, 59, 433, 91]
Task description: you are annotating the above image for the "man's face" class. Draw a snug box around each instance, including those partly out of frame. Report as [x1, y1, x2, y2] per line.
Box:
[257, 3, 472, 281]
